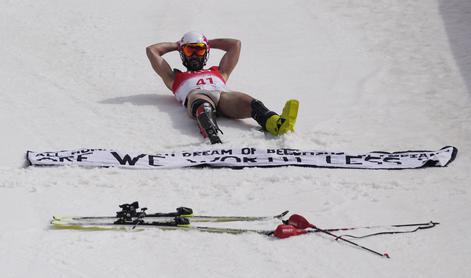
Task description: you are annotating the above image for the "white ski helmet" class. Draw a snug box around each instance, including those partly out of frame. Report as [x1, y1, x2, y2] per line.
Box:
[178, 31, 210, 70]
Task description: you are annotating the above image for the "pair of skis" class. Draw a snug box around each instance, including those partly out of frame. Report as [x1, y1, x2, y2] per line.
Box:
[51, 202, 439, 259]
[52, 202, 289, 234]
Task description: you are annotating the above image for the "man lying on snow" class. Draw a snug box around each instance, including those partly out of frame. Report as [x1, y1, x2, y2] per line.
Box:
[146, 31, 299, 144]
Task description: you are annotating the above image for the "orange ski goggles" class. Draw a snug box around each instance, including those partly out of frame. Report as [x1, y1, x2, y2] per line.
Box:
[181, 43, 207, 57]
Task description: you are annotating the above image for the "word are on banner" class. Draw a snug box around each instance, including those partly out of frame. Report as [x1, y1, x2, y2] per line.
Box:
[26, 146, 457, 170]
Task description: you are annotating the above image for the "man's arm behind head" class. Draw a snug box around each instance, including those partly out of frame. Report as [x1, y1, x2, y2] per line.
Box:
[146, 42, 179, 90]
[209, 38, 241, 81]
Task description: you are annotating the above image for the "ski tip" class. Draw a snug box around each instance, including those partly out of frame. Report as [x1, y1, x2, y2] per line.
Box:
[276, 211, 290, 219]
[52, 215, 74, 221]
[384, 253, 390, 259]
[51, 218, 71, 225]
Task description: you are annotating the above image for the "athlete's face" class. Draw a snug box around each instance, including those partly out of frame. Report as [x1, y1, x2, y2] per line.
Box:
[185, 55, 205, 71]
[188, 55, 203, 69]
[181, 43, 207, 71]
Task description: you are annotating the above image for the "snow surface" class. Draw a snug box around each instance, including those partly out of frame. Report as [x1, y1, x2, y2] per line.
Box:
[1, 0, 471, 277]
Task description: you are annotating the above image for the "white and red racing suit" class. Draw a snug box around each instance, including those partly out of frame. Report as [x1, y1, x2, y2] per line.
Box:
[171, 66, 230, 106]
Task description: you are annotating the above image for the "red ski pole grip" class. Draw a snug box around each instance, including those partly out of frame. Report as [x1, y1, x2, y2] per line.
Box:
[274, 224, 308, 239]
[287, 214, 316, 229]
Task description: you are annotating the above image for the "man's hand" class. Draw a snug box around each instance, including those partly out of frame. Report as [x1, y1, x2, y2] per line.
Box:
[146, 42, 179, 90]
[209, 39, 241, 81]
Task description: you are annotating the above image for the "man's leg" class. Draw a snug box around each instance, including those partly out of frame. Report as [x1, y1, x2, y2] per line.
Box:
[218, 91, 299, 135]
[217, 91, 254, 118]
[186, 92, 222, 144]
[186, 92, 216, 118]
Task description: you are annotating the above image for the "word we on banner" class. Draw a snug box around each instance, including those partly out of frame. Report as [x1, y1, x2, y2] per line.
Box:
[26, 146, 457, 170]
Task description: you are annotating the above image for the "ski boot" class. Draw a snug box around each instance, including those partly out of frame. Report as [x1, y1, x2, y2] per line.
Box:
[196, 102, 223, 144]
[265, 99, 299, 136]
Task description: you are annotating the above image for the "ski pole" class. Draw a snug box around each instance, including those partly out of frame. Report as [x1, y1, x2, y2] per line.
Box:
[284, 214, 438, 236]
[314, 225, 390, 258]
[320, 221, 439, 233]
[286, 214, 390, 259]
[337, 221, 439, 239]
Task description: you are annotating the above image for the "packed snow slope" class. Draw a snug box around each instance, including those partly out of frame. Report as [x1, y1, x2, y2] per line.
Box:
[1, 0, 471, 277]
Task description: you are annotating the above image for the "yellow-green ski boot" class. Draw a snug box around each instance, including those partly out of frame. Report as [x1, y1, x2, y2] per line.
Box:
[265, 99, 299, 136]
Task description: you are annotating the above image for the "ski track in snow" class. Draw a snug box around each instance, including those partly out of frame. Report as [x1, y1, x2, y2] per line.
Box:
[1, 0, 471, 277]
